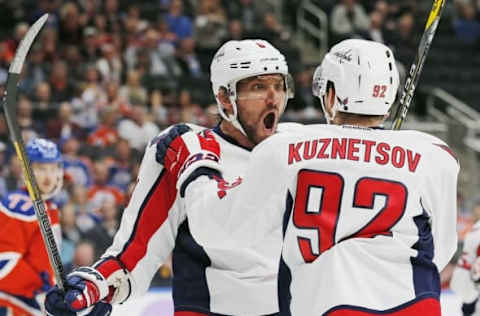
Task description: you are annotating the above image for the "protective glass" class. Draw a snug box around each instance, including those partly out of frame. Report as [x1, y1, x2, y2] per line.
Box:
[236, 74, 294, 102]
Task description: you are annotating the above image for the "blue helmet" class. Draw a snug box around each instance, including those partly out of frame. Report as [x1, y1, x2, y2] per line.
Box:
[26, 138, 62, 164]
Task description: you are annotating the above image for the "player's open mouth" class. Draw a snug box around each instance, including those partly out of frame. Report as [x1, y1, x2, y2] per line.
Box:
[263, 112, 276, 131]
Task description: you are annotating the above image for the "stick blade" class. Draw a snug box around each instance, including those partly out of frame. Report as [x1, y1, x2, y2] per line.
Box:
[8, 14, 49, 74]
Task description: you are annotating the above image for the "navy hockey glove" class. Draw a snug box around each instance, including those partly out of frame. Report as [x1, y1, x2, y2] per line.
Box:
[34, 271, 53, 313]
[45, 267, 111, 316]
[155, 126, 223, 195]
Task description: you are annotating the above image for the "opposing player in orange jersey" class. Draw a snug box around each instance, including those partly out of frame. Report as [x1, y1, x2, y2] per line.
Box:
[0, 138, 63, 316]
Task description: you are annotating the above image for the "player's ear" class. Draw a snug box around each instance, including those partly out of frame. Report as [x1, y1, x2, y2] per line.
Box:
[218, 87, 233, 115]
[326, 85, 336, 116]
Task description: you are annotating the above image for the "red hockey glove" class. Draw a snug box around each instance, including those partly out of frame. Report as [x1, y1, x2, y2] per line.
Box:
[155, 125, 223, 195]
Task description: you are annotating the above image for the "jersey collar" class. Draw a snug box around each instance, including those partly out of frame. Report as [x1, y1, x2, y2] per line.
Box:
[212, 125, 252, 152]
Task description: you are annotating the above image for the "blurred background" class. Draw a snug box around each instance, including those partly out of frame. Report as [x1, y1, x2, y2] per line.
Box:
[0, 0, 476, 314]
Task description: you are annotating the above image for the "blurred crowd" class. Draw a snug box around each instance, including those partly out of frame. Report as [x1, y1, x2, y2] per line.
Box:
[0, 0, 476, 288]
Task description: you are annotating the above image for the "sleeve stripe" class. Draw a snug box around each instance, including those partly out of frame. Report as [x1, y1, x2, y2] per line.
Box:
[117, 169, 177, 271]
[0, 252, 21, 279]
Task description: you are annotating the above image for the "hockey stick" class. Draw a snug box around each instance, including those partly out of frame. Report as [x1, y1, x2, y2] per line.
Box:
[391, 0, 447, 130]
[1, 14, 67, 290]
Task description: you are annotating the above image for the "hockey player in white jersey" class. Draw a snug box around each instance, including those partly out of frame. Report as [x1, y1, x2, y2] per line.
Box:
[451, 201, 480, 316]
[157, 39, 460, 315]
[45, 39, 295, 316]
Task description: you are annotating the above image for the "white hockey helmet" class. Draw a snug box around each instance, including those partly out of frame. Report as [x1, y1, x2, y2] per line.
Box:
[210, 39, 293, 135]
[312, 39, 399, 122]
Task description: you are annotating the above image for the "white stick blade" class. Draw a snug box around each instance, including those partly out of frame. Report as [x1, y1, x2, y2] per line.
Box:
[8, 14, 49, 74]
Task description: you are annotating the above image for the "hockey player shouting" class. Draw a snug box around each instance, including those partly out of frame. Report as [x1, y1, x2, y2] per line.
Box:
[154, 39, 459, 315]
[46, 39, 295, 316]
[0, 138, 63, 316]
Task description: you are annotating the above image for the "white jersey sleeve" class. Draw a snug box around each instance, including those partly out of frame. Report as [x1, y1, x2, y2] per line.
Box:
[451, 222, 480, 305]
[418, 135, 460, 270]
[94, 124, 204, 303]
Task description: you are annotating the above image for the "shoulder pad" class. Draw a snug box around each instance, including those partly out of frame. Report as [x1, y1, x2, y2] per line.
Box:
[1, 191, 36, 221]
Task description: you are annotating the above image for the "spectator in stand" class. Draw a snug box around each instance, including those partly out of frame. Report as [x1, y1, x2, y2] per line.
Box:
[87, 107, 119, 148]
[175, 37, 203, 78]
[194, 0, 227, 54]
[119, 69, 148, 106]
[79, 0, 101, 26]
[176, 89, 206, 125]
[258, 12, 291, 45]
[150, 89, 169, 128]
[32, 81, 57, 124]
[16, 96, 43, 134]
[74, 65, 106, 131]
[60, 203, 83, 265]
[40, 27, 59, 64]
[107, 139, 136, 191]
[165, 0, 193, 40]
[87, 160, 125, 209]
[96, 43, 123, 83]
[80, 27, 100, 63]
[18, 44, 46, 96]
[285, 67, 320, 121]
[62, 137, 92, 187]
[124, 5, 149, 36]
[222, 19, 246, 42]
[366, 10, 387, 43]
[0, 22, 28, 65]
[4, 156, 23, 192]
[70, 185, 97, 233]
[118, 104, 159, 151]
[454, 2, 480, 44]
[331, 0, 370, 43]
[93, 14, 113, 47]
[83, 197, 120, 260]
[225, 0, 265, 35]
[389, 11, 417, 67]
[103, 0, 122, 33]
[46, 102, 85, 141]
[63, 240, 96, 274]
[58, 2, 84, 46]
[49, 59, 76, 102]
[126, 28, 181, 77]
[155, 16, 177, 51]
[63, 44, 84, 82]
[102, 81, 130, 116]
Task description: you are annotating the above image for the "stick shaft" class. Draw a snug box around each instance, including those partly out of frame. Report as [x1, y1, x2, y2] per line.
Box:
[1, 14, 66, 290]
[391, 0, 447, 130]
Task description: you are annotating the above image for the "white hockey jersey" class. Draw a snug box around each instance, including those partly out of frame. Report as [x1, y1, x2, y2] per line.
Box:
[184, 124, 459, 315]
[451, 220, 480, 315]
[96, 123, 301, 315]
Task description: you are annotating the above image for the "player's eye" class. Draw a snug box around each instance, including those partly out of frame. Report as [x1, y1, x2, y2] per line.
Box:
[251, 83, 265, 91]
[274, 83, 285, 91]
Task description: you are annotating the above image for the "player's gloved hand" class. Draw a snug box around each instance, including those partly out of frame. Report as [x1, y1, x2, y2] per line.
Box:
[155, 123, 193, 178]
[45, 267, 111, 316]
[155, 125, 222, 195]
[35, 271, 53, 313]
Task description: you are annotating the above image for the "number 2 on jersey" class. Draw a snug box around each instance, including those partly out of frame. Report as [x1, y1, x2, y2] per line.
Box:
[292, 169, 407, 263]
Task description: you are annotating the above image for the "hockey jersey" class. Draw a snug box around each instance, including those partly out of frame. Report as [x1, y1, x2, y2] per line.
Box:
[96, 123, 302, 315]
[184, 124, 459, 315]
[0, 189, 61, 316]
[451, 220, 480, 315]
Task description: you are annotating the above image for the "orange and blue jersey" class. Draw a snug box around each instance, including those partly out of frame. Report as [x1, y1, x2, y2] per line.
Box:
[0, 189, 61, 316]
